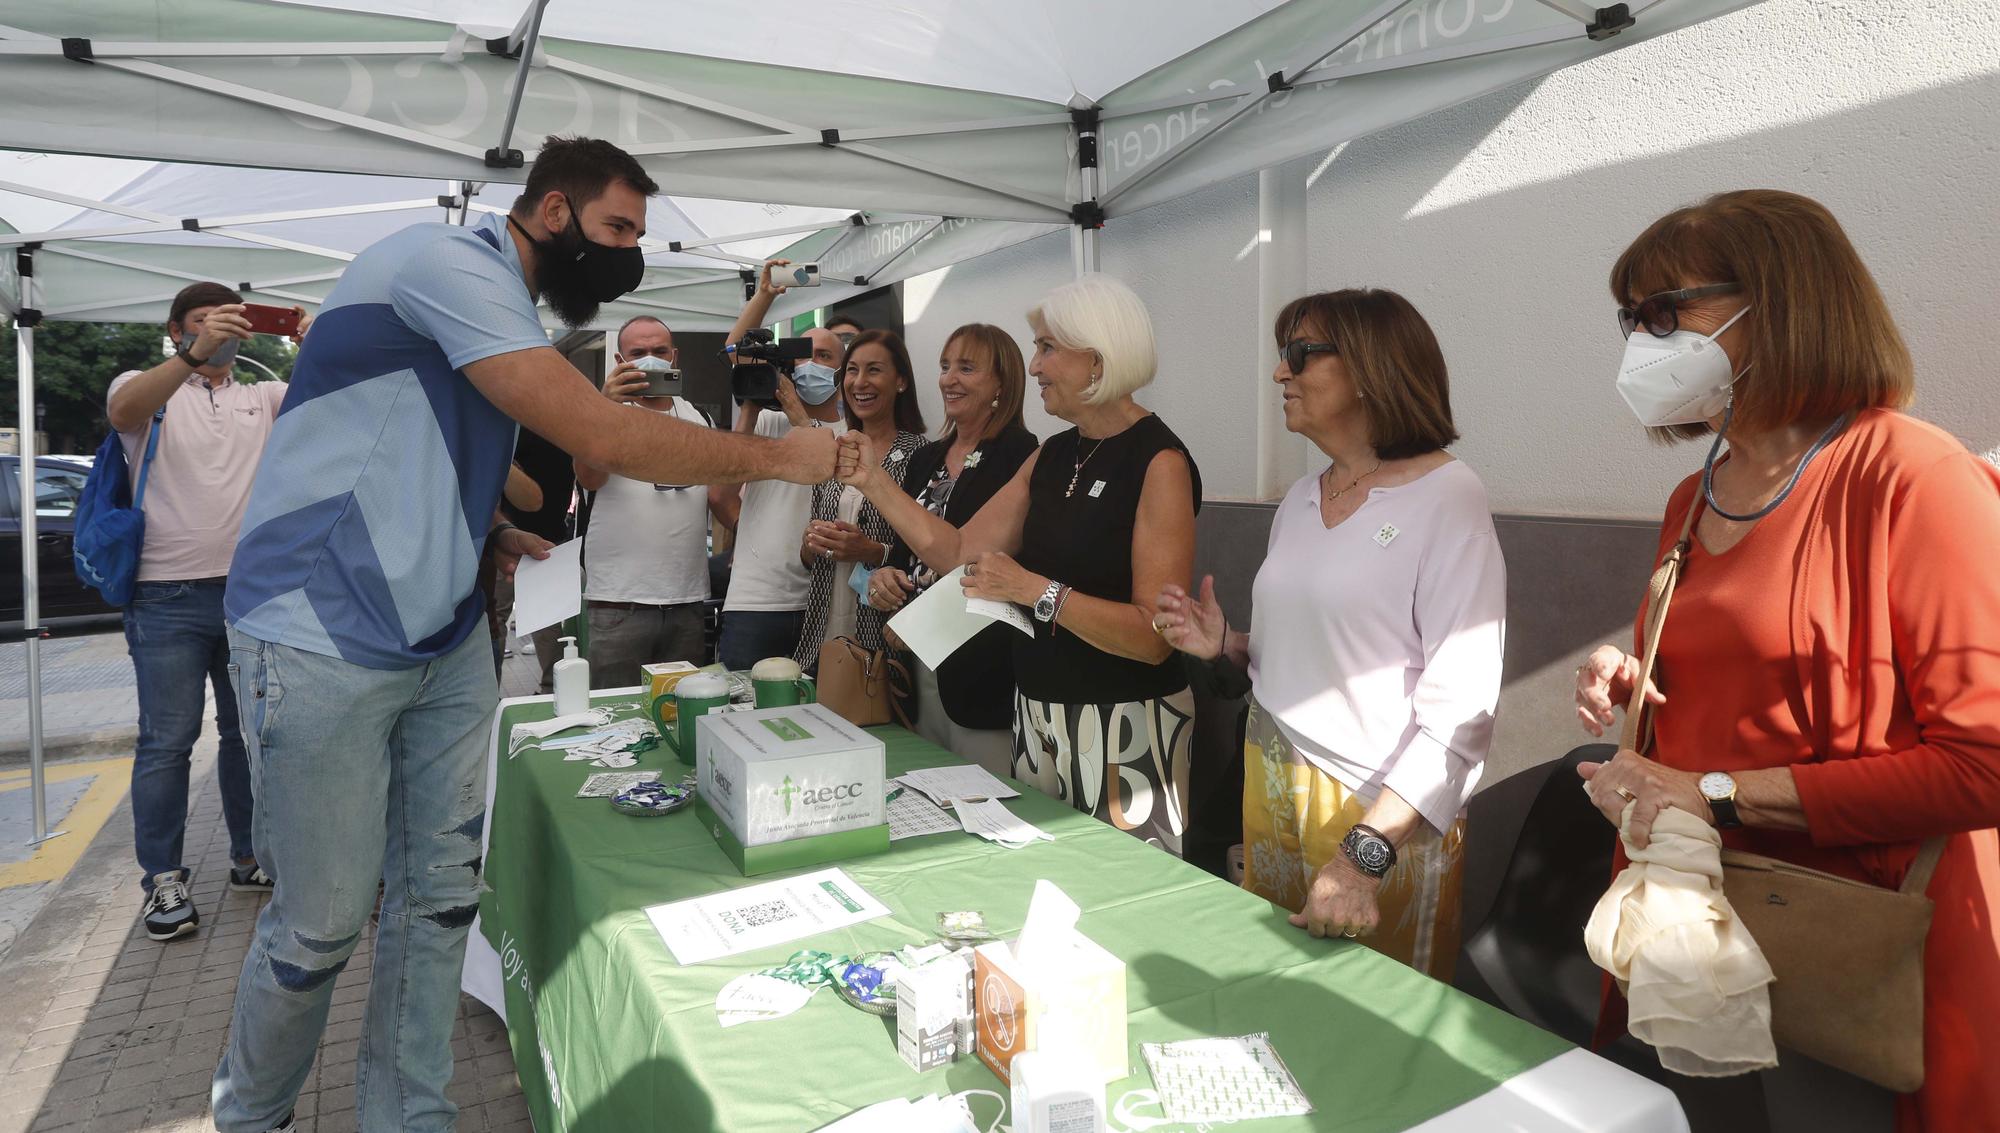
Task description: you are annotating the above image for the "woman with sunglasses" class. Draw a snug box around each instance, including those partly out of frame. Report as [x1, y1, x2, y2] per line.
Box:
[1153, 288, 1504, 975]
[839, 275, 1201, 854]
[1574, 190, 2000, 1129]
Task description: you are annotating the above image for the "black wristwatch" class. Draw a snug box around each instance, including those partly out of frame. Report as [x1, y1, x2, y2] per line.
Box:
[1340, 824, 1397, 879]
[176, 345, 211, 369]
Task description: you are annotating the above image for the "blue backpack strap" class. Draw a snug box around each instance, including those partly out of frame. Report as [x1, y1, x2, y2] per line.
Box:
[132, 407, 165, 509]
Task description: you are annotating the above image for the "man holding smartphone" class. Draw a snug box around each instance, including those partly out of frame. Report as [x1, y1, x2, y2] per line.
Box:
[103, 283, 309, 944]
[571, 316, 740, 685]
[213, 137, 834, 1133]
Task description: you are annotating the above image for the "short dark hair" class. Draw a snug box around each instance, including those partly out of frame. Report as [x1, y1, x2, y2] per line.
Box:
[616, 315, 672, 354]
[1275, 288, 1458, 461]
[825, 314, 865, 333]
[510, 136, 659, 219]
[168, 282, 242, 332]
[841, 329, 926, 435]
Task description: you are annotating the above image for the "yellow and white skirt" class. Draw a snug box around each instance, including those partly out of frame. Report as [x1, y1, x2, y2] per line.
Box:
[1241, 697, 1466, 980]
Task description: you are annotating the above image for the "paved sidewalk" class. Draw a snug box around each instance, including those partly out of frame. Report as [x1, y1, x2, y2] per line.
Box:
[0, 633, 140, 758]
[0, 678, 533, 1131]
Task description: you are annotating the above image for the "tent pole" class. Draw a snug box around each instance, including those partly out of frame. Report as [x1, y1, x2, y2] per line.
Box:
[1255, 160, 1309, 499]
[1070, 106, 1103, 279]
[486, 0, 553, 170]
[12, 247, 60, 847]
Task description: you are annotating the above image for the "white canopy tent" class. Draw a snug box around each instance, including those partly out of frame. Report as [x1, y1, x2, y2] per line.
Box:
[0, 0, 1757, 841]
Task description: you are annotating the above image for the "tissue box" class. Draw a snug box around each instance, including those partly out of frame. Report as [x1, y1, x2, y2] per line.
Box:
[641, 661, 701, 729]
[974, 933, 1128, 1086]
[1010, 1050, 1106, 1133]
[693, 704, 889, 875]
[896, 952, 972, 1073]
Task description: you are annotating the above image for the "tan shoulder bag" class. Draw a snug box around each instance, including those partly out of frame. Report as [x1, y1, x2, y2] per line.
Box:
[1621, 500, 1942, 1093]
[816, 636, 913, 729]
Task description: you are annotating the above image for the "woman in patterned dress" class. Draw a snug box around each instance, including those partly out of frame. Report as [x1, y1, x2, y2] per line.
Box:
[791, 330, 924, 672]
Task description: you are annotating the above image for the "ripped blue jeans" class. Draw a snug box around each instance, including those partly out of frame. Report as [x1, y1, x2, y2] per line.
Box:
[213, 628, 494, 1133]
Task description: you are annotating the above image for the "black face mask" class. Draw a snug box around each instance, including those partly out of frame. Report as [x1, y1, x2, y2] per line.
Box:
[511, 207, 645, 328]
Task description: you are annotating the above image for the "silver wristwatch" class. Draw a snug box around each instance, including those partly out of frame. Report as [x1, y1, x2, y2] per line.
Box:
[1033, 581, 1064, 623]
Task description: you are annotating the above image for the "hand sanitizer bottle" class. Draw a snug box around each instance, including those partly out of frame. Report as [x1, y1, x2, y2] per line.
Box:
[552, 635, 589, 716]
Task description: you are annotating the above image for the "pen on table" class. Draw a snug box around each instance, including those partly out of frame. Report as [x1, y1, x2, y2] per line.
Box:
[885, 786, 905, 803]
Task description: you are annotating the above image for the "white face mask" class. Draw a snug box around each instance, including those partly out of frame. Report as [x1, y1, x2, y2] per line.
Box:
[1614, 304, 1752, 427]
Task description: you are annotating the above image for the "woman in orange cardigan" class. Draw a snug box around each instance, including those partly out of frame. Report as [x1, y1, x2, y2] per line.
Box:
[1573, 189, 2000, 1132]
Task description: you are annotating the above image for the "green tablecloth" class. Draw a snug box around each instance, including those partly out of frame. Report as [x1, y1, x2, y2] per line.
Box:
[478, 695, 1569, 1132]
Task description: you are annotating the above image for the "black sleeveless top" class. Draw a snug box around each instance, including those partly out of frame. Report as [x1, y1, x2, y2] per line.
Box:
[1015, 414, 1201, 704]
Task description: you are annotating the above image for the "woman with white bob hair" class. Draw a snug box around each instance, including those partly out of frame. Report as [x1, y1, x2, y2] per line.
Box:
[839, 274, 1202, 853]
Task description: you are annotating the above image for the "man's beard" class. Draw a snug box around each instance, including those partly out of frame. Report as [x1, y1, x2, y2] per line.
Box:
[534, 226, 604, 329]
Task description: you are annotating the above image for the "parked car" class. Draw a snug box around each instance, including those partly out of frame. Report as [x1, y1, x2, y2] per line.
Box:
[1, 454, 122, 632]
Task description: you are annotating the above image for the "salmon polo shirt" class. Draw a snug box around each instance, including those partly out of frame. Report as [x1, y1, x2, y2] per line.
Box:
[108, 369, 287, 582]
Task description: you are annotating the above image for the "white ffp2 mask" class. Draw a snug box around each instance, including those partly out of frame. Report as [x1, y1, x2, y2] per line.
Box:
[1614, 304, 1752, 427]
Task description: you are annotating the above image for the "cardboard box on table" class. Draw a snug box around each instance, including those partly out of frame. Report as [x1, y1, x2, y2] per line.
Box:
[693, 703, 889, 875]
[641, 661, 701, 731]
[973, 895, 1128, 1087]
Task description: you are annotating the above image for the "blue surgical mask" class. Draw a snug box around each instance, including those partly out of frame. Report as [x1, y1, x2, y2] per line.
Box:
[791, 361, 840, 405]
[180, 331, 238, 370]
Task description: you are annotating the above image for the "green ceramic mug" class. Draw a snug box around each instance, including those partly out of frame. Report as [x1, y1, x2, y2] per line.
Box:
[667, 673, 731, 766]
[750, 656, 817, 709]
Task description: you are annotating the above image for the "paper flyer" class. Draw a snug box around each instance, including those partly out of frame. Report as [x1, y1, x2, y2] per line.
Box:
[644, 868, 890, 965]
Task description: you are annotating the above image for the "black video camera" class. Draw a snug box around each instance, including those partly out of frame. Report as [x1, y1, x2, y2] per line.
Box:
[722, 329, 815, 408]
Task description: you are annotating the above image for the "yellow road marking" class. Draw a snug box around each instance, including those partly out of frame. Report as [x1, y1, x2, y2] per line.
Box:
[0, 757, 132, 889]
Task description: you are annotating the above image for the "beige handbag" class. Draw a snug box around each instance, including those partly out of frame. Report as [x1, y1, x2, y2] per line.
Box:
[1621, 499, 1942, 1093]
[815, 636, 913, 729]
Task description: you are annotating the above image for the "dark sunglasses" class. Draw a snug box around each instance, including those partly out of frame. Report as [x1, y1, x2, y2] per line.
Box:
[1618, 283, 1743, 339]
[1280, 339, 1338, 374]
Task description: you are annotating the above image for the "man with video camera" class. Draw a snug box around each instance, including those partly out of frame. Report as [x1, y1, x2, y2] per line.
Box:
[714, 258, 848, 671]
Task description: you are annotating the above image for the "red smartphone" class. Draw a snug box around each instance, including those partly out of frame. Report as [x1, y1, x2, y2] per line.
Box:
[241, 303, 301, 337]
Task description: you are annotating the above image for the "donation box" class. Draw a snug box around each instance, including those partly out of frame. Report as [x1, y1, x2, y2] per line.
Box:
[694, 703, 890, 875]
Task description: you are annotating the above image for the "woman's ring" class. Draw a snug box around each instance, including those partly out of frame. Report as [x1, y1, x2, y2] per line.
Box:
[1151, 614, 1170, 635]
[1614, 786, 1636, 802]
[1341, 928, 1358, 938]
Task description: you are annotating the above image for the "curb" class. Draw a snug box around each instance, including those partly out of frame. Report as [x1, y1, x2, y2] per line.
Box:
[0, 727, 139, 765]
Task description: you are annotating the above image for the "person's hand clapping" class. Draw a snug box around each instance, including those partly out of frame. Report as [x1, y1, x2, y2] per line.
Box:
[603, 360, 651, 404]
[1155, 575, 1226, 660]
[869, 568, 916, 613]
[1575, 643, 1664, 738]
[806, 520, 877, 563]
[193, 303, 253, 359]
[961, 551, 1045, 607]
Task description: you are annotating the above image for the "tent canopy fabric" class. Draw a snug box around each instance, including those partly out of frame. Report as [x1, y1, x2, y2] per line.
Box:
[0, 0, 1756, 330]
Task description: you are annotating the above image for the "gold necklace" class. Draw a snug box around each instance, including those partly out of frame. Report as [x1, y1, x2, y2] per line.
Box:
[1066, 436, 1107, 499]
[1321, 460, 1382, 502]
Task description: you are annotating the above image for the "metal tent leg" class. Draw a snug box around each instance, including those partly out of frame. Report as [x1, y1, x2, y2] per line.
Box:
[13, 247, 63, 847]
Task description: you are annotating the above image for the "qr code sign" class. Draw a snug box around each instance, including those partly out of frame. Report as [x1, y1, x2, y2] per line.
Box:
[738, 899, 795, 928]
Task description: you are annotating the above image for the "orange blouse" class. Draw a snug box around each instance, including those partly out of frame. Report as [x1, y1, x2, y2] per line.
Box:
[1641, 409, 2000, 1130]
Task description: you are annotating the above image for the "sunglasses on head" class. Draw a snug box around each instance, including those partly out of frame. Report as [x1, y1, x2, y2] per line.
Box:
[1618, 283, 1743, 339]
[1280, 339, 1338, 374]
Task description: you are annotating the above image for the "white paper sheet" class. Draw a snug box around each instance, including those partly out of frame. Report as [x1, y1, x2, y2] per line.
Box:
[955, 798, 1052, 849]
[886, 567, 1000, 669]
[511, 537, 583, 636]
[897, 764, 1021, 806]
[964, 596, 1034, 636]
[644, 868, 890, 965]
